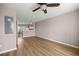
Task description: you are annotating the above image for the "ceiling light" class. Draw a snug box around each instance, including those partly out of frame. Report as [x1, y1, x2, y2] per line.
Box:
[40, 5, 47, 11]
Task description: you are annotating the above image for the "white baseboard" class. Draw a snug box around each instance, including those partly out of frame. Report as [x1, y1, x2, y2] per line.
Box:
[37, 36, 79, 49]
[50, 39, 79, 49]
[23, 35, 35, 37]
[23, 36, 35, 37]
[0, 48, 17, 54]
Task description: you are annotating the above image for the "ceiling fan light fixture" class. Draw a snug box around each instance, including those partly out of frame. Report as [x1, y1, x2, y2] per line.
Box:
[40, 5, 47, 11]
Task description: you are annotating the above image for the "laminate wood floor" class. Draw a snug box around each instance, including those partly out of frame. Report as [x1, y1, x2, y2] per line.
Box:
[0, 36, 79, 56]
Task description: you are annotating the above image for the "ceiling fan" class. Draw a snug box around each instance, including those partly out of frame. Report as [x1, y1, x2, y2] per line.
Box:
[32, 3, 60, 14]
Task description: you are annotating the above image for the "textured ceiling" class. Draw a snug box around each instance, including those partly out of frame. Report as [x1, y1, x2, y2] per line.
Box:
[0, 3, 79, 24]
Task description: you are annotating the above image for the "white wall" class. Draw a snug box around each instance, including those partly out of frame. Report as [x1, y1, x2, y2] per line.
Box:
[0, 5, 16, 52]
[35, 9, 79, 47]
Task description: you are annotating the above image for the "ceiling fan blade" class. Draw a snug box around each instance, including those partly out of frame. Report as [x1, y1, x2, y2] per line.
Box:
[44, 9, 47, 14]
[47, 3, 60, 7]
[38, 3, 47, 5]
[33, 7, 40, 12]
